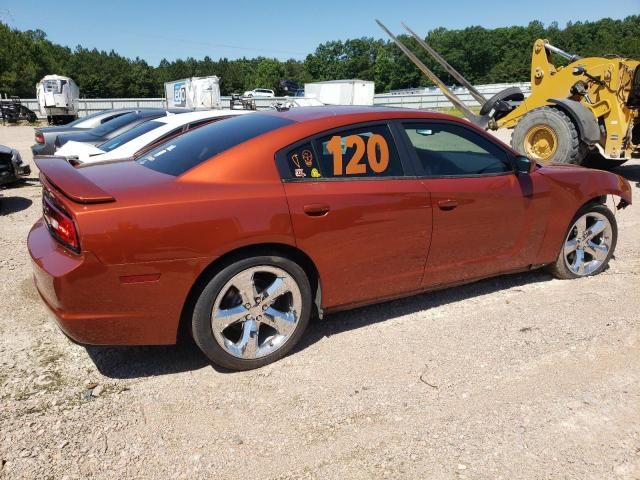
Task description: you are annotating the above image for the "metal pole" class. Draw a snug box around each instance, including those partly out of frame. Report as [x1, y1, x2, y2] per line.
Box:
[401, 22, 488, 106]
[376, 20, 482, 125]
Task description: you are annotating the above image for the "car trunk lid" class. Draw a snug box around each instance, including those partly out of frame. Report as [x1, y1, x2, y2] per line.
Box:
[35, 156, 176, 206]
[35, 157, 115, 204]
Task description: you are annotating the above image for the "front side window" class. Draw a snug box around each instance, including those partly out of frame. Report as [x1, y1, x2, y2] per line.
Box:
[309, 125, 403, 179]
[403, 123, 511, 177]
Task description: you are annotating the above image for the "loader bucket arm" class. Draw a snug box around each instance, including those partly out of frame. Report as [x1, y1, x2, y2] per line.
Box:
[376, 20, 485, 127]
[401, 22, 488, 106]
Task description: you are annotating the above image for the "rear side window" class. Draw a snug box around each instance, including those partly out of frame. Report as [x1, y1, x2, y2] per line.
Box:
[137, 114, 293, 176]
[403, 123, 511, 176]
[100, 113, 127, 124]
[313, 125, 403, 178]
[98, 120, 163, 152]
[91, 112, 140, 136]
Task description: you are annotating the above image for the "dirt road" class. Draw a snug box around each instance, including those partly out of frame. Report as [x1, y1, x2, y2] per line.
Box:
[1, 125, 639, 479]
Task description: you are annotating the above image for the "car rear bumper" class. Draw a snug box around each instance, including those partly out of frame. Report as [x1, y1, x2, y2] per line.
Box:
[28, 219, 198, 346]
[31, 142, 54, 157]
[0, 155, 30, 185]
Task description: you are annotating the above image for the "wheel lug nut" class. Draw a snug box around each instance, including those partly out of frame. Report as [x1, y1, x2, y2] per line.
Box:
[244, 303, 250, 309]
[262, 305, 267, 310]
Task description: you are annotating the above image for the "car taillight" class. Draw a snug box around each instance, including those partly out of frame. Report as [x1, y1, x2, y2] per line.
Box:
[35, 132, 44, 144]
[43, 194, 80, 253]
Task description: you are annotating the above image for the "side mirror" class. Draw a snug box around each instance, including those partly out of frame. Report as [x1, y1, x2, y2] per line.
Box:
[513, 155, 535, 175]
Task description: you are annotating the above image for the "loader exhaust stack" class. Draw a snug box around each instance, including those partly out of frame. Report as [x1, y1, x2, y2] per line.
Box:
[543, 42, 582, 62]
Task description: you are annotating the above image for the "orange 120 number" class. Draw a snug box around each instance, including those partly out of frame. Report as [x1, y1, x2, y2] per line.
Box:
[326, 134, 389, 176]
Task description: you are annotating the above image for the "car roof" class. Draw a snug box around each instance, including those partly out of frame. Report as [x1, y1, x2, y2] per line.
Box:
[258, 105, 456, 123]
[151, 109, 252, 126]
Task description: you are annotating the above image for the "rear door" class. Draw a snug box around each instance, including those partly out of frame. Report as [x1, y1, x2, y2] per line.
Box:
[278, 122, 432, 310]
[398, 121, 544, 287]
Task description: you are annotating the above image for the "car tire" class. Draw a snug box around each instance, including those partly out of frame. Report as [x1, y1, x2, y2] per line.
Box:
[547, 203, 617, 280]
[192, 254, 312, 371]
[511, 107, 588, 165]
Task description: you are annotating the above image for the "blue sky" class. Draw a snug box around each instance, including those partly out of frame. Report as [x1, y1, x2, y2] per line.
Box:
[2, 0, 638, 65]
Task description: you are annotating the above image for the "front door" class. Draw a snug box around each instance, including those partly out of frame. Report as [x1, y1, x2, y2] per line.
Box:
[279, 123, 432, 309]
[399, 121, 542, 287]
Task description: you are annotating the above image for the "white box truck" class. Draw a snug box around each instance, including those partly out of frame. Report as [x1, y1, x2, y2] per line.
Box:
[304, 80, 375, 106]
[164, 76, 221, 110]
[36, 75, 80, 125]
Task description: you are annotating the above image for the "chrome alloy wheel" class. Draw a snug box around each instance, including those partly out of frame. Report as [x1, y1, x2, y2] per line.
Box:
[211, 266, 302, 359]
[563, 211, 613, 276]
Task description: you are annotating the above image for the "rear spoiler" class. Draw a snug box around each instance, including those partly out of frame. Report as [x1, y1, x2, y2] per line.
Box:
[35, 157, 115, 204]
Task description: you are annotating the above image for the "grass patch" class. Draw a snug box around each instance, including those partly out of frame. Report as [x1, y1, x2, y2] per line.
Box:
[435, 106, 481, 117]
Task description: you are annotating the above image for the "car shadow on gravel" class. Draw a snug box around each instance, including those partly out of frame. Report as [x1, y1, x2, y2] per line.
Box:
[294, 269, 554, 355]
[0, 195, 33, 214]
[87, 270, 553, 378]
[86, 341, 210, 379]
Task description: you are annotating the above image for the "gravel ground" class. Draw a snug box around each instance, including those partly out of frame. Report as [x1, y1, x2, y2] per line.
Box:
[1, 125, 639, 479]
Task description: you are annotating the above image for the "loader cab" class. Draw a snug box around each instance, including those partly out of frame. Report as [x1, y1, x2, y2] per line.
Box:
[627, 66, 640, 108]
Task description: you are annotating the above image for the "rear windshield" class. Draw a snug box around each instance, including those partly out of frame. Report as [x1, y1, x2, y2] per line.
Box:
[98, 120, 164, 152]
[136, 114, 293, 176]
[91, 112, 142, 137]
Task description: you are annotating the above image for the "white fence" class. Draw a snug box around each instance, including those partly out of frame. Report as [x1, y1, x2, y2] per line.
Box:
[374, 82, 531, 109]
[19, 82, 531, 117]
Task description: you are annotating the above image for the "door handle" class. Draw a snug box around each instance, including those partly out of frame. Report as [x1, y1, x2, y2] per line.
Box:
[437, 199, 458, 211]
[303, 204, 330, 216]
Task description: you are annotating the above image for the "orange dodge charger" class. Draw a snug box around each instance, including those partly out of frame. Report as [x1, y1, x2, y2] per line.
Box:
[28, 107, 632, 370]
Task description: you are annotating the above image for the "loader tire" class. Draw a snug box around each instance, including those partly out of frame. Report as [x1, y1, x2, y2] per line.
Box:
[511, 107, 587, 165]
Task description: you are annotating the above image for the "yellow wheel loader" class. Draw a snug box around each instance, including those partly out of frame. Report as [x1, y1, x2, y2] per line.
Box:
[377, 20, 640, 168]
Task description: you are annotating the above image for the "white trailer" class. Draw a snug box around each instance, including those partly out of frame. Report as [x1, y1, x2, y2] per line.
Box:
[304, 80, 375, 106]
[36, 75, 80, 125]
[164, 76, 221, 110]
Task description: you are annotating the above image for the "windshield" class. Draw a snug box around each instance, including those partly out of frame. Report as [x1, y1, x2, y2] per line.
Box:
[43, 79, 62, 94]
[98, 120, 164, 152]
[137, 114, 293, 176]
[90, 112, 141, 137]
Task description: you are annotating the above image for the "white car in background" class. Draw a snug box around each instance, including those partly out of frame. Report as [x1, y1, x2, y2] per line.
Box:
[55, 110, 254, 164]
[243, 88, 275, 98]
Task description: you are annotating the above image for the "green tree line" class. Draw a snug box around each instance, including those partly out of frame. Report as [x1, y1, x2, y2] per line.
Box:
[1, 16, 638, 98]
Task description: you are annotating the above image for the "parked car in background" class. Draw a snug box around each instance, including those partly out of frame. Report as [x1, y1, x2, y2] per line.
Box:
[53, 109, 188, 151]
[32, 109, 142, 156]
[56, 109, 254, 164]
[28, 107, 631, 372]
[243, 88, 275, 98]
[0, 144, 30, 186]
